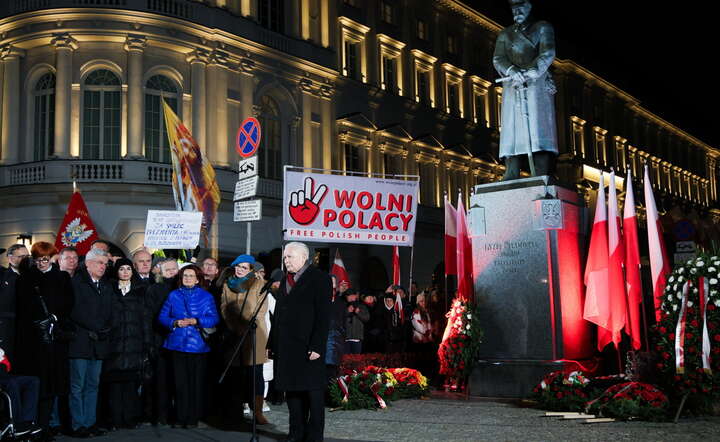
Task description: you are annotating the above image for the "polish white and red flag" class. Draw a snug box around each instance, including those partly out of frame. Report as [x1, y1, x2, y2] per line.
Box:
[330, 249, 351, 287]
[456, 193, 474, 303]
[623, 169, 644, 350]
[644, 165, 671, 322]
[583, 173, 611, 351]
[444, 195, 457, 276]
[605, 170, 627, 350]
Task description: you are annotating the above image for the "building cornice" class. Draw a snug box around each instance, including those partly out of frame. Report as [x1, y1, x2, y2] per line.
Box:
[436, 0, 502, 33]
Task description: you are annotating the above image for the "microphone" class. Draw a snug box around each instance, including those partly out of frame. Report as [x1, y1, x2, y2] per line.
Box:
[260, 268, 284, 294]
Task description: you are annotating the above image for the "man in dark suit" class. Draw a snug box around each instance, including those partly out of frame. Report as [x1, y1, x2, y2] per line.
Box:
[271, 242, 331, 442]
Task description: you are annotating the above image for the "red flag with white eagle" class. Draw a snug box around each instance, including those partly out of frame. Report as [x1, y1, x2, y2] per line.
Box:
[330, 249, 351, 287]
[583, 173, 611, 351]
[444, 195, 457, 276]
[623, 169, 644, 350]
[55, 191, 99, 256]
[644, 165, 671, 322]
[605, 170, 627, 350]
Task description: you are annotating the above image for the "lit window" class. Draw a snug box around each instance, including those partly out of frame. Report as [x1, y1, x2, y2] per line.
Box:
[381, 1, 393, 24]
[344, 143, 362, 172]
[33, 72, 56, 161]
[144, 75, 179, 164]
[442, 63, 465, 118]
[259, 0, 283, 33]
[593, 126, 608, 166]
[382, 56, 397, 92]
[412, 49, 436, 107]
[82, 69, 121, 160]
[378, 34, 405, 95]
[447, 34, 457, 54]
[258, 95, 282, 180]
[570, 116, 586, 158]
[417, 19, 427, 40]
[339, 17, 369, 82]
[344, 40, 360, 80]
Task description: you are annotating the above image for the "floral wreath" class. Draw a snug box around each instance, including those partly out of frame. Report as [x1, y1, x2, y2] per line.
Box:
[654, 255, 720, 398]
[438, 298, 483, 379]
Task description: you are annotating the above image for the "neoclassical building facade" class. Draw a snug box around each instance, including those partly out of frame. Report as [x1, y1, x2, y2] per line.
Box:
[1, 0, 717, 288]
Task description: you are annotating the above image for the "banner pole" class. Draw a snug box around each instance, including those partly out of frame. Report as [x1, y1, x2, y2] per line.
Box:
[408, 245, 415, 305]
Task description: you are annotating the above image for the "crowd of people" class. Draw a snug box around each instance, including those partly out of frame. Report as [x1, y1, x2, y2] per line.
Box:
[0, 240, 448, 441]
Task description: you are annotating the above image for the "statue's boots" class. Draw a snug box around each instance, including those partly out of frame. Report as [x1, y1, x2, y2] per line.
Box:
[532, 151, 555, 177]
[501, 156, 521, 181]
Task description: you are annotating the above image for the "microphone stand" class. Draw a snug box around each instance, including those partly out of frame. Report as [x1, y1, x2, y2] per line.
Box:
[218, 284, 274, 442]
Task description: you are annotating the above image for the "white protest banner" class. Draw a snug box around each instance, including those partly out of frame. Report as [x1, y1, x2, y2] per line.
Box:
[234, 176, 259, 201]
[234, 199, 262, 222]
[144, 210, 203, 249]
[282, 170, 419, 246]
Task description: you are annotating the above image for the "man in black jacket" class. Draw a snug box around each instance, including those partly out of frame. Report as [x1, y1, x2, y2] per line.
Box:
[1, 244, 29, 359]
[271, 242, 331, 442]
[68, 248, 113, 438]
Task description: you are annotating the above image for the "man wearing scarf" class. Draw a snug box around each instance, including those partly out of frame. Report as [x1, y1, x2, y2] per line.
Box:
[270, 242, 331, 442]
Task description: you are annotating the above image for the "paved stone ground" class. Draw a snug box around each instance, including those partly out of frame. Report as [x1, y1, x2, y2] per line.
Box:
[54, 395, 720, 442]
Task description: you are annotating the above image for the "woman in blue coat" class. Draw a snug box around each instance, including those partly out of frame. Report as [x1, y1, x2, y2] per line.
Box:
[158, 264, 219, 428]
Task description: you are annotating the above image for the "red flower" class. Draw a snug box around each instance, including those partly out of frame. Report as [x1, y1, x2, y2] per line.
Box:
[687, 346, 697, 354]
[662, 352, 671, 360]
[690, 320, 699, 328]
[669, 333, 676, 340]
[556, 392, 563, 399]
[659, 326, 667, 334]
[686, 332, 694, 340]
[714, 334, 720, 342]
[687, 307, 695, 315]
[709, 304, 717, 311]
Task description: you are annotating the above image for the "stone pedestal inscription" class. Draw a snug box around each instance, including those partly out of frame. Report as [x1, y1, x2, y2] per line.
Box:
[467, 177, 592, 397]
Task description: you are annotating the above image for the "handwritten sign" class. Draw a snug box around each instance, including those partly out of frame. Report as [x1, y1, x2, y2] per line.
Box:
[144, 210, 203, 249]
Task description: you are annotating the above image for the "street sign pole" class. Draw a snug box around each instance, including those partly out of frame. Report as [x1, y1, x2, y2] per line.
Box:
[247, 222, 251, 254]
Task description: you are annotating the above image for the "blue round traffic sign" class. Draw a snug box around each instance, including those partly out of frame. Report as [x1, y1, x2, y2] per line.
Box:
[236, 117, 262, 158]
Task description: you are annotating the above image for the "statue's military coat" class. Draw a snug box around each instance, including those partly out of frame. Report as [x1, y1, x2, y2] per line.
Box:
[493, 19, 558, 158]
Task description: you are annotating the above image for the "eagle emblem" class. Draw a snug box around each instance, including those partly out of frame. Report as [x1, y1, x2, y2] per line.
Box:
[61, 217, 94, 246]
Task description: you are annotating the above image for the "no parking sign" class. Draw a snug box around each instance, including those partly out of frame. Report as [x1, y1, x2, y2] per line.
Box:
[236, 117, 261, 158]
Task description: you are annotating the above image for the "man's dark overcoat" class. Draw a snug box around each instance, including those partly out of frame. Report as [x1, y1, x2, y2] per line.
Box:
[271, 265, 331, 391]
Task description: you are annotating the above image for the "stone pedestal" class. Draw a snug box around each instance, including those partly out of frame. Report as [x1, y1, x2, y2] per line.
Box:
[467, 176, 593, 397]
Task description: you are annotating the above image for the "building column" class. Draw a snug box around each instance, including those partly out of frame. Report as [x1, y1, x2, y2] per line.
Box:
[0, 45, 24, 164]
[206, 50, 230, 166]
[319, 84, 334, 171]
[125, 35, 146, 159]
[52, 34, 77, 159]
[187, 49, 208, 151]
[299, 78, 314, 169]
[300, 0, 311, 40]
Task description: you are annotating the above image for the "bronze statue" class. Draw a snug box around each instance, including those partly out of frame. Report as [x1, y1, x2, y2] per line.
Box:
[493, 0, 558, 180]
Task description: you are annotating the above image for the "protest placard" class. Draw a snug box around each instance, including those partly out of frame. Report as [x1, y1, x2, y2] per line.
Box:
[144, 210, 203, 249]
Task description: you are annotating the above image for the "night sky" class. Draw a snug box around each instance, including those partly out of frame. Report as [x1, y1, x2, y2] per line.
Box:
[469, 1, 714, 148]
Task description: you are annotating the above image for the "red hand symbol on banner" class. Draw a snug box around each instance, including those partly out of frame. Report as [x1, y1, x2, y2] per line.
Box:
[289, 177, 328, 225]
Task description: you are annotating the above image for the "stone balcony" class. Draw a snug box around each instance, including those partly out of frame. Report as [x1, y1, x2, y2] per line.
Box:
[0, 158, 283, 200]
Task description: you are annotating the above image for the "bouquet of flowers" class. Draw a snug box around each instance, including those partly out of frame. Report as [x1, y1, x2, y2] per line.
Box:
[387, 367, 429, 399]
[653, 255, 720, 409]
[587, 382, 669, 421]
[328, 366, 428, 410]
[438, 298, 483, 380]
[531, 370, 591, 411]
